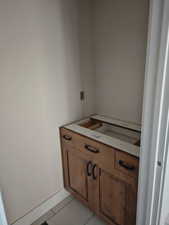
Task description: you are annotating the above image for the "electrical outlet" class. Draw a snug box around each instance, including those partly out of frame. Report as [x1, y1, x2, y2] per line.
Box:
[41, 222, 48, 225]
[80, 91, 85, 101]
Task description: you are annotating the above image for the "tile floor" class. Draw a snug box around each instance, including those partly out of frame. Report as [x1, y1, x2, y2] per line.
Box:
[32, 196, 107, 225]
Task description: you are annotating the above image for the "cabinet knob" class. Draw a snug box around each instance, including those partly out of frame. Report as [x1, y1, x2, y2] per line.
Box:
[63, 135, 72, 141]
[118, 160, 135, 171]
[86, 161, 92, 176]
[84, 144, 99, 153]
[92, 164, 97, 180]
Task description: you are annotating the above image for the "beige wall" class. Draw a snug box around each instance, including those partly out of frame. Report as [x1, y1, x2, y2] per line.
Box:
[0, 0, 148, 223]
[94, 0, 149, 123]
[0, 0, 84, 223]
[78, 0, 96, 117]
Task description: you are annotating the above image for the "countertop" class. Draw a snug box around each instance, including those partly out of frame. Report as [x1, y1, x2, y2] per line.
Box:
[64, 115, 141, 158]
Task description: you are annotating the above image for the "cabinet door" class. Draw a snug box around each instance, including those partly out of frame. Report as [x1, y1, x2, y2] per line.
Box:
[99, 169, 137, 225]
[62, 146, 89, 203]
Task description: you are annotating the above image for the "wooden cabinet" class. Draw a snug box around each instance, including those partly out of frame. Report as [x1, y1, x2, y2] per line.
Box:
[99, 169, 137, 225]
[60, 127, 138, 225]
[67, 151, 88, 200]
[61, 142, 99, 210]
[61, 144, 89, 206]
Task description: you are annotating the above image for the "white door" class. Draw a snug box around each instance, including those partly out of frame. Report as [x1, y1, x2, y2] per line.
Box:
[137, 0, 169, 224]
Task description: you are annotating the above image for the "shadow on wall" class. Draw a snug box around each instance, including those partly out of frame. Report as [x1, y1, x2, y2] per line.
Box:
[0, 0, 84, 224]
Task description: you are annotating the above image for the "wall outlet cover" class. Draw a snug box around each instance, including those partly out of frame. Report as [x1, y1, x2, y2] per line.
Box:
[41, 222, 48, 225]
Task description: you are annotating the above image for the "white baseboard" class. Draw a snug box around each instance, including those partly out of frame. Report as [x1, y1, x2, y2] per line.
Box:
[12, 189, 70, 225]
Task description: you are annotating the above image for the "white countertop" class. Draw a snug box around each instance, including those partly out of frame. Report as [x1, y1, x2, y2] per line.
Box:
[64, 115, 140, 158]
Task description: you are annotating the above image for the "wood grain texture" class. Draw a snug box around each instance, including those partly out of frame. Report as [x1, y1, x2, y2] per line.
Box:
[100, 170, 126, 225]
[60, 127, 138, 225]
[67, 151, 88, 200]
[115, 150, 139, 178]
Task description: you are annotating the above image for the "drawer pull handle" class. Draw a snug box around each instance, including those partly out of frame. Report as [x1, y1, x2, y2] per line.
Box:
[63, 135, 72, 141]
[92, 164, 97, 180]
[118, 160, 135, 171]
[84, 144, 99, 153]
[86, 161, 92, 176]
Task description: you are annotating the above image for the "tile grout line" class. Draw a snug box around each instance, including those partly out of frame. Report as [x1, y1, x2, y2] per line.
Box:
[50, 198, 74, 216]
[83, 213, 95, 225]
[34, 198, 74, 225]
[13, 191, 62, 225]
[46, 198, 96, 225]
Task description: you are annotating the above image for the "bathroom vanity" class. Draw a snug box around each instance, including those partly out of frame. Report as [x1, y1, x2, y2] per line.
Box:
[60, 115, 140, 225]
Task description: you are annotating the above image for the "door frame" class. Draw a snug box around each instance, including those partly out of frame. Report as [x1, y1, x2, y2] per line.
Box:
[137, 0, 169, 224]
[0, 192, 8, 225]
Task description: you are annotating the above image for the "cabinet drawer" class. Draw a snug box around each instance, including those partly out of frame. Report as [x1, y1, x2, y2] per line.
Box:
[60, 128, 76, 147]
[115, 150, 139, 178]
[75, 135, 101, 155]
[75, 134, 115, 171]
